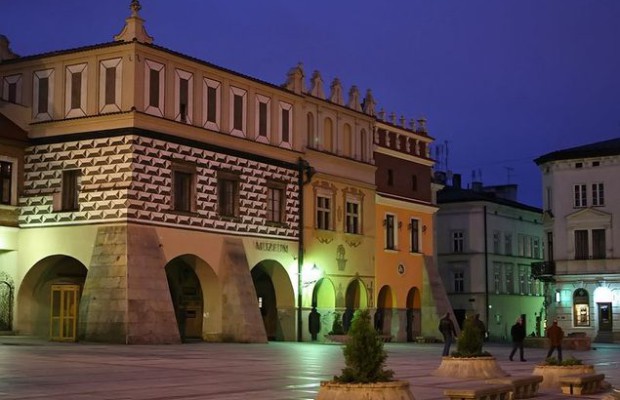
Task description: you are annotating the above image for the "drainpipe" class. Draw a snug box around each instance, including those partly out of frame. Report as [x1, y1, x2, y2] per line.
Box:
[297, 158, 314, 342]
[483, 206, 489, 331]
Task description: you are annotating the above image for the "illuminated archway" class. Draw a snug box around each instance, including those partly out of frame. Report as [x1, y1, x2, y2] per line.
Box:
[406, 287, 422, 341]
[310, 277, 336, 340]
[343, 278, 368, 332]
[251, 259, 295, 341]
[376, 285, 395, 334]
[17, 255, 87, 338]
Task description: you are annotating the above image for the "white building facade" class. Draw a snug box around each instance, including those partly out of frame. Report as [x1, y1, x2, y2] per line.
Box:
[535, 138, 620, 343]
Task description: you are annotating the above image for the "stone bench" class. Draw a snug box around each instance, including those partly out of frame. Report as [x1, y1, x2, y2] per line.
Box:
[486, 375, 543, 399]
[559, 373, 605, 395]
[444, 383, 514, 400]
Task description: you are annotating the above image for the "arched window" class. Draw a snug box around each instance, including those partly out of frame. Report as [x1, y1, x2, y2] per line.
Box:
[573, 288, 590, 326]
[306, 112, 315, 149]
[323, 117, 333, 153]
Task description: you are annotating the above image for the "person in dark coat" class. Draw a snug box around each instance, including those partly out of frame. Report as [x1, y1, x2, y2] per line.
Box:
[546, 319, 564, 362]
[439, 312, 457, 356]
[509, 317, 527, 361]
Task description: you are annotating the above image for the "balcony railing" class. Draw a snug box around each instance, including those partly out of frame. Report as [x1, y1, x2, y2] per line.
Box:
[531, 261, 555, 282]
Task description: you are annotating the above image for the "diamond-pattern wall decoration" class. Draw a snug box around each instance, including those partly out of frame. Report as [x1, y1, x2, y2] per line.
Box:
[20, 134, 300, 239]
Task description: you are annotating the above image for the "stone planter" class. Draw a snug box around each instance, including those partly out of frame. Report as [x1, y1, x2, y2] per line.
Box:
[532, 364, 595, 389]
[317, 380, 415, 400]
[433, 356, 509, 379]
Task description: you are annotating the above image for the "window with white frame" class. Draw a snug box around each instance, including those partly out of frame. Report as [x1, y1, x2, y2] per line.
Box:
[33, 69, 54, 121]
[592, 229, 606, 259]
[345, 198, 361, 234]
[592, 183, 605, 206]
[574, 229, 589, 260]
[519, 265, 528, 295]
[454, 270, 464, 293]
[203, 78, 221, 130]
[451, 230, 464, 253]
[279, 102, 293, 148]
[493, 263, 502, 293]
[99, 58, 122, 113]
[175, 69, 193, 124]
[493, 231, 501, 254]
[316, 194, 332, 230]
[574, 184, 587, 208]
[266, 181, 285, 224]
[144, 59, 165, 116]
[533, 237, 540, 259]
[2, 74, 22, 104]
[230, 86, 247, 137]
[410, 218, 420, 253]
[504, 264, 514, 294]
[504, 233, 513, 255]
[385, 214, 396, 250]
[65, 63, 87, 118]
[255, 94, 270, 144]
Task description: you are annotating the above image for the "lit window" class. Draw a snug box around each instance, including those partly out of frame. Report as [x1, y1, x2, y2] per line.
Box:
[573, 289, 590, 327]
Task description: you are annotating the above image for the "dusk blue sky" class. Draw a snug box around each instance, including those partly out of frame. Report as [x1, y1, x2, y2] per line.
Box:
[4, 1, 620, 207]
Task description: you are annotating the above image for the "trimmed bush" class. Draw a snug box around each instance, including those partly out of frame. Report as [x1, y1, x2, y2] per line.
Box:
[329, 312, 345, 335]
[453, 315, 491, 358]
[333, 309, 394, 383]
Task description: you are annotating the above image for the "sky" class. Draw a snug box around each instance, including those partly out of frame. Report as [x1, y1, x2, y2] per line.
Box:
[3, 0, 620, 207]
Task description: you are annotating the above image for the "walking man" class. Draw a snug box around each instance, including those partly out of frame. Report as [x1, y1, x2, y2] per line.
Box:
[546, 319, 564, 362]
[509, 317, 526, 361]
[439, 312, 457, 357]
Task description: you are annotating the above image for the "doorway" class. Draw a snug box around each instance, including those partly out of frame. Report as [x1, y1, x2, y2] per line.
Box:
[598, 303, 612, 332]
[50, 284, 79, 342]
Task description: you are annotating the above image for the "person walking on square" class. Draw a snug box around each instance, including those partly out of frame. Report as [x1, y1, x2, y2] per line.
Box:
[509, 317, 526, 361]
[439, 312, 457, 357]
[546, 319, 564, 362]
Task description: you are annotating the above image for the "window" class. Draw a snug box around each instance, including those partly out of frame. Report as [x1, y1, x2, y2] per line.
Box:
[387, 169, 394, 186]
[345, 200, 360, 234]
[175, 69, 193, 124]
[504, 233, 512, 255]
[533, 237, 540, 259]
[0, 161, 12, 205]
[517, 234, 525, 256]
[266, 183, 285, 223]
[454, 271, 464, 293]
[574, 184, 587, 208]
[574, 229, 589, 260]
[504, 264, 514, 294]
[316, 195, 332, 230]
[217, 173, 239, 218]
[33, 69, 54, 120]
[519, 265, 528, 295]
[573, 289, 590, 327]
[546, 231, 554, 262]
[61, 170, 80, 211]
[173, 170, 194, 212]
[452, 231, 464, 253]
[2, 74, 22, 104]
[144, 60, 164, 116]
[410, 218, 420, 252]
[230, 87, 247, 136]
[65, 63, 87, 118]
[279, 102, 292, 147]
[203, 78, 221, 130]
[255, 95, 270, 143]
[592, 229, 606, 259]
[525, 235, 532, 258]
[493, 263, 502, 294]
[592, 183, 604, 206]
[385, 214, 395, 250]
[411, 175, 418, 191]
[99, 58, 122, 113]
[493, 231, 501, 254]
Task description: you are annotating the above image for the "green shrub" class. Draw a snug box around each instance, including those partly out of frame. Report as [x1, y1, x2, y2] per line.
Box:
[333, 309, 394, 383]
[453, 315, 489, 357]
[544, 356, 583, 366]
[329, 312, 345, 335]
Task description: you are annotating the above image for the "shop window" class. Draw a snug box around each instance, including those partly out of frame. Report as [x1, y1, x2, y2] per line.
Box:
[573, 288, 590, 326]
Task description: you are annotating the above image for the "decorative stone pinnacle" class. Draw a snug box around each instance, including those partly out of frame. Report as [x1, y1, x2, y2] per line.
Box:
[130, 0, 142, 16]
[114, 0, 153, 43]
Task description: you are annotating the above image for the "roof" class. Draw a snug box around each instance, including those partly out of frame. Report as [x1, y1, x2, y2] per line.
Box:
[437, 186, 542, 213]
[534, 137, 620, 165]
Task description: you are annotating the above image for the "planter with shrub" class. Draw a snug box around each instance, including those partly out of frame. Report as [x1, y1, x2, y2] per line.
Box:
[533, 356, 595, 389]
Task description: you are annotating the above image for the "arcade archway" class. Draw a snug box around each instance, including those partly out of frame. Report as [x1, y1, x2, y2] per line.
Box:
[406, 287, 422, 341]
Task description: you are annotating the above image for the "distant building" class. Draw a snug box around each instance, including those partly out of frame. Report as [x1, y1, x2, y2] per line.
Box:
[436, 175, 545, 340]
[535, 138, 620, 343]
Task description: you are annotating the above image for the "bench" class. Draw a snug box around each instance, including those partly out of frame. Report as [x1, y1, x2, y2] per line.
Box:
[559, 373, 605, 395]
[486, 375, 543, 399]
[444, 383, 514, 400]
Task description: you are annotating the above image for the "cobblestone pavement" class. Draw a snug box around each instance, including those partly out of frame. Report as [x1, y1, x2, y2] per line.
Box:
[1, 336, 618, 399]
